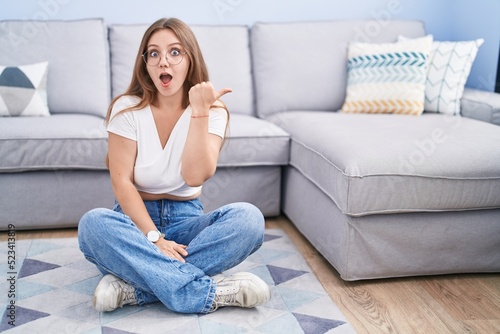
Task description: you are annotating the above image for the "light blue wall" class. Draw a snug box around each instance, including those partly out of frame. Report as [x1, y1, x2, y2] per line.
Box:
[449, 0, 500, 91]
[0, 0, 498, 91]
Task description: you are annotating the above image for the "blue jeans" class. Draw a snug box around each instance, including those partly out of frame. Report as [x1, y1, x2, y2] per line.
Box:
[78, 199, 265, 314]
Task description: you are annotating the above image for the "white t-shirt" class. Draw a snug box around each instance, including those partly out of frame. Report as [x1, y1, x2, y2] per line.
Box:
[107, 95, 228, 197]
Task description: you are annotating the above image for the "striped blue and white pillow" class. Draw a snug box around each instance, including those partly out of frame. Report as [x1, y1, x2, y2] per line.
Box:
[0, 62, 49, 117]
[341, 35, 433, 116]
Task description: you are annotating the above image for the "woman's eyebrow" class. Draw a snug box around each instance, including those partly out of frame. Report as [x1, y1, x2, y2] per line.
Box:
[147, 42, 182, 48]
[168, 42, 183, 47]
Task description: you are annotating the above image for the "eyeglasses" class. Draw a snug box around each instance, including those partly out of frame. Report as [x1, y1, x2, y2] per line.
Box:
[142, 48, 186, 66]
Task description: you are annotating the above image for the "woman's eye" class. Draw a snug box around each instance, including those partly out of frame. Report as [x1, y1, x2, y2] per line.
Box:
[149, 50, 160, 58]
[170, 49, 181, 57]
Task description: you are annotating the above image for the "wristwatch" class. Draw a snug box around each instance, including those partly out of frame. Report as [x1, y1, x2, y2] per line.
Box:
[147, 230, 165, 243]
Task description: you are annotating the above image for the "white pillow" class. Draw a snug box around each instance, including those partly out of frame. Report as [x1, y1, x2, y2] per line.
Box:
[341, 35, 433, 116]
[0, 62, 49, 117]
[399, 36, 484, 115]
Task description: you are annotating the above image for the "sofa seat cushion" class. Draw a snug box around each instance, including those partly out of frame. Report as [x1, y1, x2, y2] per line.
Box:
[0, 113, 289, 173]
[0, 114, 108, 172]
[218, 114, 290, 167]
[268, 111, 500, 216]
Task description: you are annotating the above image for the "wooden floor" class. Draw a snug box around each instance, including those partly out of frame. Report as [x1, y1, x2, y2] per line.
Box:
[268, 216, 500, 334]
[3, 216, 500, 334]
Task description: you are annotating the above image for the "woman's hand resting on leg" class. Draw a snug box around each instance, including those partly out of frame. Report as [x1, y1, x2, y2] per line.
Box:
[155, 238, 188, 263]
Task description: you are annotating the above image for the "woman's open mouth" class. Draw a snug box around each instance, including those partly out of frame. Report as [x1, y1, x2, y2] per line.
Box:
[160, 73, 172, 87]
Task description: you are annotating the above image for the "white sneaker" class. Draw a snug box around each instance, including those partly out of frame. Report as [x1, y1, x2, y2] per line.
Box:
[93, 274, 138, 312]
[210, 272, 271, 312]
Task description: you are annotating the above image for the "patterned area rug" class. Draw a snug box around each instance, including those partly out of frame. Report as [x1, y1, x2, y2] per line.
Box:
[0, 229, 356, 333]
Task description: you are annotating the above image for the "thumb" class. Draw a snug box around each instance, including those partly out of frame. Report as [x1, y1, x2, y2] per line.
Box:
[215, 87, 232, 100]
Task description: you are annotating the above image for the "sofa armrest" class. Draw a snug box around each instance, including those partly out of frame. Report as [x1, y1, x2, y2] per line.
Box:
[461, 88, 500, 125]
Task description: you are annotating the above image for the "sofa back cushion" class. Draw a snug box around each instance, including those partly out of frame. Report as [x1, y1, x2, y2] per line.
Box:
[251, 20, 426, 118]
[109, 24, 254, 116]
[0, 19, 110, 118]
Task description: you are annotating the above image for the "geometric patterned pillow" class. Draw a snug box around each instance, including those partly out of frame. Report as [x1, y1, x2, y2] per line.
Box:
[0, 62, 49, 117]
[341, 35, 433, 116]
[424, 39, 484, 115]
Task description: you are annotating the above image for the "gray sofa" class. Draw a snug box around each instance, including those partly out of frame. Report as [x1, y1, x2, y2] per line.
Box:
[1, 18, 499, 281]
[251, 20, 500, 280]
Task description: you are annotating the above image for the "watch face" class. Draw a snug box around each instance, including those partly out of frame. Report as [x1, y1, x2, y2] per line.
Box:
[147, 230, 160, 242]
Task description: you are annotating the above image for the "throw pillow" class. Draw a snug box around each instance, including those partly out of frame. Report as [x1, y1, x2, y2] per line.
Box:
[0, 62, 49, 117]
[341, 35, 433, 116]
[400, 36, 484, 115]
